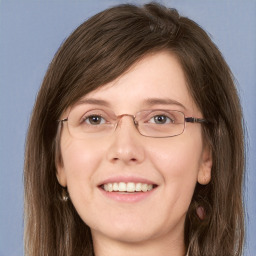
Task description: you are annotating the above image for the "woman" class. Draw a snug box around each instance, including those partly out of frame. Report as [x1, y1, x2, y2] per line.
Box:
[24, 2, 245, 256]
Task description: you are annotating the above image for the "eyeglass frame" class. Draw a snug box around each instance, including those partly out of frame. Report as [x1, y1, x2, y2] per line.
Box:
[58, 108, 208, 139]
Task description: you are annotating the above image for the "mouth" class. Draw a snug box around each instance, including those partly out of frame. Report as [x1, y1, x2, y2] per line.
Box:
[99, 182, 158, 193]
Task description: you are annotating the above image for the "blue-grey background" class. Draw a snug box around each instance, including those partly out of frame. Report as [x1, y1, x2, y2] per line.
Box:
[0, 1, 255, 255]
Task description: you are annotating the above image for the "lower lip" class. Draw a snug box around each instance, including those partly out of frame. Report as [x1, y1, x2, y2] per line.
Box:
[99, 188, 156, 203]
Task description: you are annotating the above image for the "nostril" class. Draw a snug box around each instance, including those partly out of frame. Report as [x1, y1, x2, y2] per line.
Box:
[112, 157, 137, 162]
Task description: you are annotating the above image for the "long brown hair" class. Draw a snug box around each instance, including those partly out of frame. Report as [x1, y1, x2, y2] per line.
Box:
[24, 2, 245, 255]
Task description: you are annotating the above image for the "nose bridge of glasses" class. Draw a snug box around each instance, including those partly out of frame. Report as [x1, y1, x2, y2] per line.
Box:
[115, 113, 137, 129]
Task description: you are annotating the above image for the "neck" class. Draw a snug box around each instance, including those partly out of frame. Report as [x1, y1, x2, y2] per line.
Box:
[92, 229, 186, 256]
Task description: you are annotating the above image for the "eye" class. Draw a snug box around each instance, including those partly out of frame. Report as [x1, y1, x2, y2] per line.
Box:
[150, 115, 174, 124]
[84, 115, 106, 125]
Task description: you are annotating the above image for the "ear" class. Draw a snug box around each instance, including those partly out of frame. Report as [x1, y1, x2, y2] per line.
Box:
[197, 143, 212, 185]
[55, 126, 67, 187]
[56, 161, 67, 187]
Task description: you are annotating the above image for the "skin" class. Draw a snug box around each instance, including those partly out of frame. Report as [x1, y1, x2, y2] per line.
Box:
[57, 51, 212, 256]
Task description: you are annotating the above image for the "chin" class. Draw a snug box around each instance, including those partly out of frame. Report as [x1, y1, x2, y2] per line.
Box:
[98, 226, 155, 243]
[90, 214, 167, 244]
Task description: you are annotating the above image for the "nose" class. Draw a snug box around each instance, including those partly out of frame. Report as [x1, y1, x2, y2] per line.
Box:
[106, 116, 145, 165]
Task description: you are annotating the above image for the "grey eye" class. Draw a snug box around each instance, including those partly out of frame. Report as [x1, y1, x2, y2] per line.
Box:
[151, 115, 173, 124]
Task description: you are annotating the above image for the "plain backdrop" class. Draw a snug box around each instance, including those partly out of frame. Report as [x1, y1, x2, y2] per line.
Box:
[0, 1, 255, 255]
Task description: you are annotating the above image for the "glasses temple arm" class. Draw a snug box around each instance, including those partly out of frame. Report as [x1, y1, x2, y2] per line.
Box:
[58, 118, 68, 123]
[185, 117, 208, 123]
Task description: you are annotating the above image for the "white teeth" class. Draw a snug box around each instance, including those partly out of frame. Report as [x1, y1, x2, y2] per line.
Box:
[147, 184, 153, 191]
[141, 183, 148, 192]
[127, 182, 135, 192]
[113, 182, 118, 191]
[102, 182, 155, 192]
[135, 183, 142, 191]
[108, 183, 113, 192]
[119, 182, 126, 192]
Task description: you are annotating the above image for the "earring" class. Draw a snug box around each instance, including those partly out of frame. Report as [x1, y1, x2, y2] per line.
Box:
[61, 188, 69, 202]
[196, 206, 205, 220]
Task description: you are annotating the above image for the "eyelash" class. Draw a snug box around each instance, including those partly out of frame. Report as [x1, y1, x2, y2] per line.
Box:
[82, 113, 174, 126]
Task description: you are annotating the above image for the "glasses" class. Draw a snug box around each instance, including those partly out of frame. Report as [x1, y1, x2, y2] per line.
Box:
[59, 108, 207, 139]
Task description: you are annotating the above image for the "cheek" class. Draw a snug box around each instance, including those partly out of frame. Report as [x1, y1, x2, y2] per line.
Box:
[61, 138, 103, 194]
[151, 139, 201, 174]
[148, 136, 203, 198]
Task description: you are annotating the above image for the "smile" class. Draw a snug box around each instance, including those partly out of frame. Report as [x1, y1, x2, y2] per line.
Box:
[101, 182, 156, 193]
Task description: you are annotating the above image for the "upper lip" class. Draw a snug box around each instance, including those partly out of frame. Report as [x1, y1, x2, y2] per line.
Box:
[98, 176, 158, 186]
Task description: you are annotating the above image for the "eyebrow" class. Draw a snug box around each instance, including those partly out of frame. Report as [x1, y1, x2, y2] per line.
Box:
[76, 97, 186, 110]
[76, 98, 111, 107]
[143, 98, 187, 110]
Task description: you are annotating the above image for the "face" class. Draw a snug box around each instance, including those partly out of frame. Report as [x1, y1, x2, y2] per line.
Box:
[57, 51, 212, 247]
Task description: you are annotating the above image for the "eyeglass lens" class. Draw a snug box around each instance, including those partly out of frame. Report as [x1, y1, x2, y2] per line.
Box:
[65, 108, 186, 138]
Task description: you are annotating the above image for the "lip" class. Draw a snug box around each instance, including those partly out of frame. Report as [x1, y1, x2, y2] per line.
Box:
[97, 175, 158, 203]
[98, 176, 157, 186]
[99, 188, 157, 203]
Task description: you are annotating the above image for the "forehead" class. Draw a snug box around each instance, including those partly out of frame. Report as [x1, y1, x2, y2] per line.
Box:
[75, 51, 200, 115]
